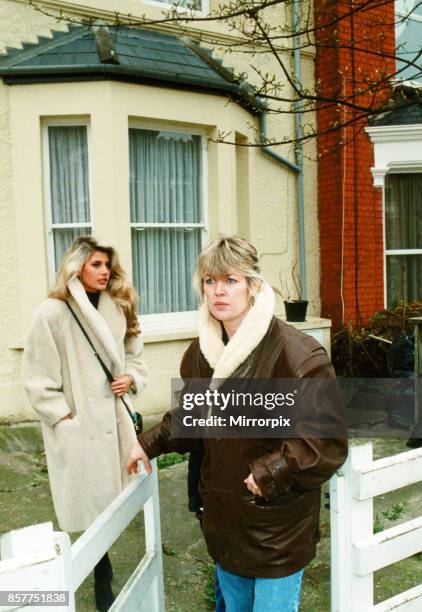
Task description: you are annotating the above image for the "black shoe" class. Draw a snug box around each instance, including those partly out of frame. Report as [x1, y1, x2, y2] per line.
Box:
[406, 438, 422, 448]
[94, 554, 114, 612]
[94, 578, 114, 612]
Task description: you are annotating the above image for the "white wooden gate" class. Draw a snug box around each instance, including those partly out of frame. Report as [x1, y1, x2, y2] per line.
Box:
[0, 460, 164, 612]
[331, 443, 422, 611]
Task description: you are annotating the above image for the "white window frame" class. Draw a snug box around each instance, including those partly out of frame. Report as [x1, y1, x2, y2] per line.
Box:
[142, 0, 209, 16]
[129, 121, 209, 336]
[383, 168, 422, 306]
[42, 118, 94, 285]
[395, 0, 422, 21]
[394, 0, 422, 85]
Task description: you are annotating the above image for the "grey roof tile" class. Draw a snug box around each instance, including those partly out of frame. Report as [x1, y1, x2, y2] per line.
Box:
[371, 100, 422, 125]
[0, 25, 262, 112]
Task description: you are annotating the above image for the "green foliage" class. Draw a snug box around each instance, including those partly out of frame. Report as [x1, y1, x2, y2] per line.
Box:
[374, 513, 384, 534]
[202, 562, 216, 610]
[381, 502, 406, 522]
[157, 452, 189, 470]
[162, 543, 176, 557]
[331, 301, 422, 377]
[374, 502, 407, 533]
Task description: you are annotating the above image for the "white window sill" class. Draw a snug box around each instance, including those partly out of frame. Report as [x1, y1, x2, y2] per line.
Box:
[12, 314, 332, 348]
[10, 313, 200, 349]
[139, 311, 199, 344]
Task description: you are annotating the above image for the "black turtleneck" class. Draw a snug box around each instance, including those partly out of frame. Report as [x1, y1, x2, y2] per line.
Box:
[86, 291, 100, 310]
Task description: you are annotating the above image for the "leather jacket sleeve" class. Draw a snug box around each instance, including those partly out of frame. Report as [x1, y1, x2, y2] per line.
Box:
[250, 352, 348, 501]
[138, 342, 201, 458]
[138, 410, 199, 458]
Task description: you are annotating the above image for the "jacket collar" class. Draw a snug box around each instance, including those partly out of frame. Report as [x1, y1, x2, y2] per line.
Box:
[198, 282, 275, 382]
[67, 276, 123, 373]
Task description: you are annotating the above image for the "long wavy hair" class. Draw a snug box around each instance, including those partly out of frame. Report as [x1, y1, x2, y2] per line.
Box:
[49, 235, 140, 337]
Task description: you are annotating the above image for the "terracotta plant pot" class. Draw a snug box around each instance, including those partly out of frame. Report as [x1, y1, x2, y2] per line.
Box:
[284, 300, 308, 322]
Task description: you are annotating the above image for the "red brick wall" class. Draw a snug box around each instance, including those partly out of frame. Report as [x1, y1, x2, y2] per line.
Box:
[315, 0, 395, 328]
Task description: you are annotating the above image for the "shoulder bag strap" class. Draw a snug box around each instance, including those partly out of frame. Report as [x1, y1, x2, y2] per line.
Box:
[65, 300, 142, 433]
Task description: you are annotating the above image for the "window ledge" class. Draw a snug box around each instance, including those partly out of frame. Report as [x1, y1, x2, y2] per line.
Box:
[11, 315, 332, 348]
[140, 311, 199, 344]
[9, 314, 200, 349]
[275, 313, 332, 330]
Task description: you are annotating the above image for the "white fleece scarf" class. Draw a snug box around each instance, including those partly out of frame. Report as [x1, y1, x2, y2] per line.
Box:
[67, 276, 124, 374]
[198, 282, 275, 384]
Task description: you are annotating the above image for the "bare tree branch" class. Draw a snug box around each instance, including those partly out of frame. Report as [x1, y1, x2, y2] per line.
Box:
[19, 0, 422, 154]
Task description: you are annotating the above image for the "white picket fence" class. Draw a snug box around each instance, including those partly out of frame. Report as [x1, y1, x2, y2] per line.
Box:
[4, 442, 422, 612]
[0, 459, 164, 612]
[331, 443, 422, 611]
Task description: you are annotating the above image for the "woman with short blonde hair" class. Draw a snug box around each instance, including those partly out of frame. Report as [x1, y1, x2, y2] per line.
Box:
[193, 235, 264, 303]
[128, 234, 347, 612]
[23, 235, 148, 611]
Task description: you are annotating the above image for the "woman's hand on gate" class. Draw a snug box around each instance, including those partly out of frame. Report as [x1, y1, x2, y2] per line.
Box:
[244, 473, 263, 497]
[111, 375, 133, 397]
[126, 441, 152, 475]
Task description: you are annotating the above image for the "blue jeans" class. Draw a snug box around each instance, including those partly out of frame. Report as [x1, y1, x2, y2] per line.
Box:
[215, 570, 226, 611]
[215, 564, 304, 612]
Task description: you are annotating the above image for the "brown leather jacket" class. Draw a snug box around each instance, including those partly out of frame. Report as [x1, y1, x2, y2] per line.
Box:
[139, 317, 348, 577]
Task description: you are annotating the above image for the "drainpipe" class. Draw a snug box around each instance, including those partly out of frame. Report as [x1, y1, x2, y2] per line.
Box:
[258, 0, 307, 300]
[292, 0, 306, 300]
[259, 112, 301, 174]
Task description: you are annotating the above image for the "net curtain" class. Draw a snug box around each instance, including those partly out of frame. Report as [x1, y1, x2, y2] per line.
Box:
[129, 129, 202, 314]
[48, 125, 91, 270]
[385, 173, 422, 307]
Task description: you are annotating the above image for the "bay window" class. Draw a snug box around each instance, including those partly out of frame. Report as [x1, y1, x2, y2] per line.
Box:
[129, 127, 206, 315]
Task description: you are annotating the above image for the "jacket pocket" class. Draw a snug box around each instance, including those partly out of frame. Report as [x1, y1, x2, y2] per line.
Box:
[245, 487, 315, 520]
[54, 415, 81, 431]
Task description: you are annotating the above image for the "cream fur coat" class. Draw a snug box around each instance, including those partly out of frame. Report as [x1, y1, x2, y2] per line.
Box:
[22, 277, 148, 532]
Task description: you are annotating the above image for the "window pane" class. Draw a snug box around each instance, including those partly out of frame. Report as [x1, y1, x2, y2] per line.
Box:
[150, 0, 202, 9]
[396, 13, 422, 81]
[129, 129, 202, 224]
[132, 228, 201, 314]
[53, 227, 92, 271]
[387, 254, 422, 307]
[396, 0, 422, 18]
[385, 173, 422, 250]
[48, 126, 90, 224]
[129, 127, 204, 315]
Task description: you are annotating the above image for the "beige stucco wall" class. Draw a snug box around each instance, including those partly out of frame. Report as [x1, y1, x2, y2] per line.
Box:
[0, 0, 320, 423]
[0, 1, 69, 421]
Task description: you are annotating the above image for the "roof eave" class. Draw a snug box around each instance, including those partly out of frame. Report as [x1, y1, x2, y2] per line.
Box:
[0, 65, 263, 114]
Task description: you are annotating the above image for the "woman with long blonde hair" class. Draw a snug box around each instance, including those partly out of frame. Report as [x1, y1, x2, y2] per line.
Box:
[23, 235, 148, 612]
